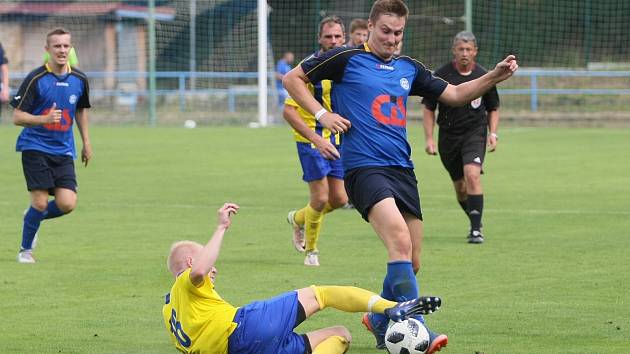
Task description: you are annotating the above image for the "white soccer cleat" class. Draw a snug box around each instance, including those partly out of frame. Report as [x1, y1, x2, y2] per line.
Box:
[17, 250, 36, 264]
[287, 210, 305, 252]
[304, 250, 320, 266]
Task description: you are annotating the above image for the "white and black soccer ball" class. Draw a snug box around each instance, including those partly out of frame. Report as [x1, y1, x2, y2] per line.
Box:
[385, 318, 430, 354]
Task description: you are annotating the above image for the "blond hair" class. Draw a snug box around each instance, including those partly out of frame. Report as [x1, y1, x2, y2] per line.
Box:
[167, 241, 203, 277]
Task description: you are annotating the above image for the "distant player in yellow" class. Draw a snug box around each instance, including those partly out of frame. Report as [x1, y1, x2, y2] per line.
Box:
[284, 15, 348, 266]
[163, 202, 442, 354]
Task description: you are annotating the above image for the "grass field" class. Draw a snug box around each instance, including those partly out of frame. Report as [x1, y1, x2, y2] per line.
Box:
[1, 124, 629, 353]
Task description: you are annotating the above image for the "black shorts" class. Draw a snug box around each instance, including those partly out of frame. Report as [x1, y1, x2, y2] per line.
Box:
[344, 166, 422, 222]
[22, 150, 77, 194]
[438, 124, 487, 181]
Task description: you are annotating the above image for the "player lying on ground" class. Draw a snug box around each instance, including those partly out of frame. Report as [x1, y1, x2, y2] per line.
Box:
[163, 203, 442, 354]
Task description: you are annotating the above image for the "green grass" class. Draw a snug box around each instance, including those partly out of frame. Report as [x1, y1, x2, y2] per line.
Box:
[1, 124, 629, 353]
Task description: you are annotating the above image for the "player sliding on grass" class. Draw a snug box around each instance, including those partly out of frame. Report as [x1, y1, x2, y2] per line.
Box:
[283, 0, 518, 351]
[163, 203, 442, 354]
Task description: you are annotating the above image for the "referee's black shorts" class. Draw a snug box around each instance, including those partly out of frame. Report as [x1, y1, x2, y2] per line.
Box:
[438, 124, 487, 181]
[344, 166, 422, 222]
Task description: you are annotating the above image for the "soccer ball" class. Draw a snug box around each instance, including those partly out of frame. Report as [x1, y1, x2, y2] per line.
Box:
[385, 318, 430, 354]
[184, 120, 197, 129]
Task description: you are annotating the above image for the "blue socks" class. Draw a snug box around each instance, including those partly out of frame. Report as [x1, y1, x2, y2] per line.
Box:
[21, 207, 45, 250]
[21, 200, 66, 250]
[373, 260, 422, 328]
[43, 200, 64, 220]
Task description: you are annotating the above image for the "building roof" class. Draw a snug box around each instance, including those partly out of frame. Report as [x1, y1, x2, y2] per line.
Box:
[0, 2, 175, 21]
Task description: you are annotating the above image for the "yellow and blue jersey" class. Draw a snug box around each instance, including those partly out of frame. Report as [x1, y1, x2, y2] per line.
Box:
[10, 63, 90, 159]
[162, 269, 238, 354]
[285, 52, 341, 146]
[300, 43, 448, 171]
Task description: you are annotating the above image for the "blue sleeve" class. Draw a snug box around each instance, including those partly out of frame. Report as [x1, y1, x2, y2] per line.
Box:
[10, 69, 41, 112]
[300, 46, 354, 84]
[75, 73, 91, 109]
[409, 59, 448, 101]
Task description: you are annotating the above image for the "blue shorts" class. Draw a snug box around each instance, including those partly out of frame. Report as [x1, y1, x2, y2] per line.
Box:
[296, 142, 344, 182]
[228, 291, 306, 354]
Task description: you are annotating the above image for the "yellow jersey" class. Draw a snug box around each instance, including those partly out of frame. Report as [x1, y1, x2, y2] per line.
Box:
[162, 269, 238, 354]
[285, 78, 341, 145]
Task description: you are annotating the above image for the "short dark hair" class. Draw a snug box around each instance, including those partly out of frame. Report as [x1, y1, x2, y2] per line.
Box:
[319, 15, 345, 37]
[349, 18, 368, 33]
[369, 0, 409, 24]
[46, 28, 71, 45]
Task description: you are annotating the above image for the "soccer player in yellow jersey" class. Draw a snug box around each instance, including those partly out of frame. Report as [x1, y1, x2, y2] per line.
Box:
[163, 202, 443, 354]
[284, 15, 348, 266]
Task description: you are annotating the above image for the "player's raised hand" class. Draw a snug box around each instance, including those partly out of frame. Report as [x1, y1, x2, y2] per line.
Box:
[425, 138, 437, 155]
[217, 203, 240, 229]
[43, 102, 62, 124]
[318, 111, 351, 134]
[491, 55, 518, 82]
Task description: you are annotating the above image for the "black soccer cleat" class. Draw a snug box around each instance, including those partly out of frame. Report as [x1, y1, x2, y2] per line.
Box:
[384, 296, 442, 322]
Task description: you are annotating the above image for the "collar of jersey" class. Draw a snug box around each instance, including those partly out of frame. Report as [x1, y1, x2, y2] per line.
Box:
[45, 62, 72, 75]
[363, 42, 396, 64]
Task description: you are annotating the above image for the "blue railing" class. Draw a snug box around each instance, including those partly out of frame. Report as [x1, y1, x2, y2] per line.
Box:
[506, 69, 630, 112]
[10, 69, 630, 112]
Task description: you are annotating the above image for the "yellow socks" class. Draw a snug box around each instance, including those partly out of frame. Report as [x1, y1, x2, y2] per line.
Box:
[322, 202, 334, 214]
[312, 335, 349, 354]
[295, 202, 335, 227]
[304, 204, 323, 252]
[311, 285, 397, 313]
[294, 206, 306, 226]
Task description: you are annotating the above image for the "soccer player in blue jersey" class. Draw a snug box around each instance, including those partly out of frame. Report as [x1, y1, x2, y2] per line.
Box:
[11, 28, 91, 264]
[164, 202, 442, 354]
[283, 0, 518, 351]
[284, 16, 348, 266]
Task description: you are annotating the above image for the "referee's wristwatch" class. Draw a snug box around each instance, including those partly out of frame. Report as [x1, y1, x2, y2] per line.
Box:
[490, 132, 499, 140]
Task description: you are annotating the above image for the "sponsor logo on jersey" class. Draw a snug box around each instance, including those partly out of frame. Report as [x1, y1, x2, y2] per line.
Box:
[376, 63, 394, 71]
[471, 97, 482, 109]
[56, 82, 69, 87]
[400, 78, 410, 90]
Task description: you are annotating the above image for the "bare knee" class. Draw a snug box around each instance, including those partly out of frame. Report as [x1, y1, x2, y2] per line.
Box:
[55, 197, 77, 214]
[310, 195, 328, 211]
[31, 200, 48, 211]
[389, 228, 413, 259]
[330, 326, 352, 343]
[329, 194, 348, 209]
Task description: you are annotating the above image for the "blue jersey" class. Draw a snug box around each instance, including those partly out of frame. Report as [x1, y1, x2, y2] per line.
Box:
[301, 44, 448, 171]
[11, 64, 90, 158]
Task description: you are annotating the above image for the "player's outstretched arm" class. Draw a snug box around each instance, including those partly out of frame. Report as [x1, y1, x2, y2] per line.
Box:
[439, 55, 518, 107]
[283, 66, 351, 134]
[13, 103, 62, 127]
[189, 203, 239, 286]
